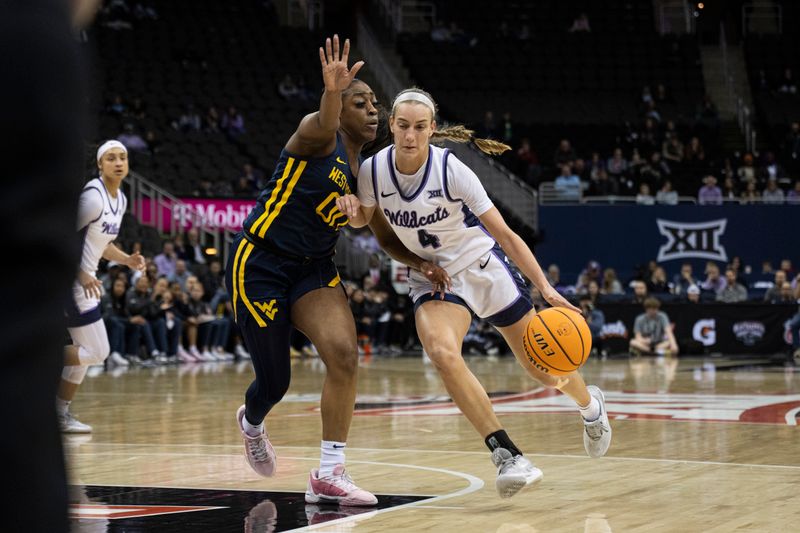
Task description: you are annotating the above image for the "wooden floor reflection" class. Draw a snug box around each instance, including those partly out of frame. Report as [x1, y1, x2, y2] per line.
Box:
[66, 355, 800, 532]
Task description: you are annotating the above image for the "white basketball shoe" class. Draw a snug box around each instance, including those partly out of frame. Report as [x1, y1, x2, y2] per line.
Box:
[492, 448, 543, 498]
[59, 411, 92, 433]
[583, 386, 612, 458]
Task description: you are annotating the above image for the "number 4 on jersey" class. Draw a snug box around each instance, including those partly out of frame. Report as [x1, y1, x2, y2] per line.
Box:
[417, 229, 441, 249]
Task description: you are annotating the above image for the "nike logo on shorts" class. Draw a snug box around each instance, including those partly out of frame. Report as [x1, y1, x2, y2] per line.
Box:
[480, 256, 491, 269]
[380, 191, 396, 198]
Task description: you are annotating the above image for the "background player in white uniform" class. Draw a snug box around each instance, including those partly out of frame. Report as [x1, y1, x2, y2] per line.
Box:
[58, 141, 145, 432]
[346, 88, 612, 498]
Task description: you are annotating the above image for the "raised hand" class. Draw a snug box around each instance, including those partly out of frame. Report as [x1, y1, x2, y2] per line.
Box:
[318, 34, 364, 92]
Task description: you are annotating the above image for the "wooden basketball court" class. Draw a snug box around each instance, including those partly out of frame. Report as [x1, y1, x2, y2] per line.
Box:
[66, 355, 800, 532]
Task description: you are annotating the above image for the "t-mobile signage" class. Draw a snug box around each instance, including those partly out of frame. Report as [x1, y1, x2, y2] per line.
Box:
[136, 198, 257, 231]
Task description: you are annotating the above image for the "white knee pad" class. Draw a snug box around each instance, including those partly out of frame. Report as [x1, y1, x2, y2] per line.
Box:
[62, 364, 89, 385]
[68, 320, 110, 366]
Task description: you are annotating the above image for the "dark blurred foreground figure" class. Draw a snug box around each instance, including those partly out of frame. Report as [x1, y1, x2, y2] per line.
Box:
[0, 0, 99, 531]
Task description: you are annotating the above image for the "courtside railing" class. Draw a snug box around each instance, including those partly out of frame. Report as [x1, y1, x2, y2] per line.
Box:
[654, 0, 696, 35]
[356, 13, 404, 99]
[720, 23, 757, 153]
[376, 0, 436, 34]
[447, 141, 539, 231]
[286, 0, 324, 30]
[127, 171, 236, 264]
[538, 184, 798, 205]
[742, 1, 782, 36]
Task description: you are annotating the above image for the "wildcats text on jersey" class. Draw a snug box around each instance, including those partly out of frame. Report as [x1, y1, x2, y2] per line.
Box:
[383, 206, 450, 228]
[101, 221, 120, 235]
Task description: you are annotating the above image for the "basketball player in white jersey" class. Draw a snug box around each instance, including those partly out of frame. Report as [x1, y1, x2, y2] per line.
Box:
[345, 88, 612, 498]
[58, 140, 145, 432]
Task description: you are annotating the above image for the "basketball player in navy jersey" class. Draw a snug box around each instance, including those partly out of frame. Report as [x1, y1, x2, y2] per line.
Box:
[226, 36, 449, 506]
[59, 141, 145, 433]
[348, 88, 613, 498]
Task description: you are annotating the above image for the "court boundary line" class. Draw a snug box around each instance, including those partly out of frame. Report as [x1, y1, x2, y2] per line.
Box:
[68, 443, 800, 470]
[67, 453, 484, 532]
[285, 459, 484, 532]
[70, 480, 438, 499]
[66, 453, 475, 499]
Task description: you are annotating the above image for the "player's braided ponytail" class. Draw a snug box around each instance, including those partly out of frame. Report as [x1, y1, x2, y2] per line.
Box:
[431, 125, 511, 156]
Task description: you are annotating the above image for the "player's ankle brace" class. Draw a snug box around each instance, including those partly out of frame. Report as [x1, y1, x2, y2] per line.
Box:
[485, 429, 523, 457]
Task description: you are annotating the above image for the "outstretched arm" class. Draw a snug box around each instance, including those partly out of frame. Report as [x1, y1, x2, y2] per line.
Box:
[479, 206, 580, 312]
[286, 35, 364, 156]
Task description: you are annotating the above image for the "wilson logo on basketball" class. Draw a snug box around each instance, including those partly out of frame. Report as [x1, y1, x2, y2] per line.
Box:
[534, 332, 555, 356]
[522, 335, 550, 374]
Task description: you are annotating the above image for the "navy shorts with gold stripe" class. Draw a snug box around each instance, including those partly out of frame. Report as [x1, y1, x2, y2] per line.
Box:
[224, 232, 341, 329]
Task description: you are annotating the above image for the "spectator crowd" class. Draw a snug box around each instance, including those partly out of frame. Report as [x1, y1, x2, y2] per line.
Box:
[94, 223, 799, 369]
[545, 256, 800, 304]
[482, 81, 800, 205]
[97, 235, 250, 367]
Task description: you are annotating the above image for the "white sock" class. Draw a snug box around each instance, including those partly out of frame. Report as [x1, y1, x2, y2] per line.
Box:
[579, 396, 601, 422]
[242, 415, 263, 438]
[56, 398, 70, 416]
[319, 440, 346, 478]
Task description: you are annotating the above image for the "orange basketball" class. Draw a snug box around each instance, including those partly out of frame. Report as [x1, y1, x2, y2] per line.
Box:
[522, 307, 592, 376]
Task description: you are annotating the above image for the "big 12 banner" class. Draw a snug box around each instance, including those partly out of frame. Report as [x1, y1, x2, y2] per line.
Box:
[537, 204, 800, 280]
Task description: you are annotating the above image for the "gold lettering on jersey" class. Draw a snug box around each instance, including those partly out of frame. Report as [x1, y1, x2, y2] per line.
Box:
[316, 192, 349, 230]
[254, 299, 278, 321]
[328, 167, 351, 195]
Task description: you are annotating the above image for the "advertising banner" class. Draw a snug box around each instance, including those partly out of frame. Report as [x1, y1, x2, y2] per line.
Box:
[536, 205, 800, 279]
[596, 302, 796, 355]
[136, 198, 257, 232]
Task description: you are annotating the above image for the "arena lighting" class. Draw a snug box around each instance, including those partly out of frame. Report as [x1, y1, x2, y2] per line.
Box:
[205, 247, 218, 255]
[698, 2, 704, 8]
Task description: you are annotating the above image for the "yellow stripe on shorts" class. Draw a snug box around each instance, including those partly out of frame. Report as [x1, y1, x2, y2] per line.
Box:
[230, 238, 248, 323]
[238, 243, 267, 328]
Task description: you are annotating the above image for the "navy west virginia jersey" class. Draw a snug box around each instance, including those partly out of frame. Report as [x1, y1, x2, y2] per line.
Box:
[243, 134, 354, 258]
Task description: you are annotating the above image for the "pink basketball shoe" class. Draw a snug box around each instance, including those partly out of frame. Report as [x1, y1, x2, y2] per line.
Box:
[236, 405, 276, 477]
[305, 465, 378, 506]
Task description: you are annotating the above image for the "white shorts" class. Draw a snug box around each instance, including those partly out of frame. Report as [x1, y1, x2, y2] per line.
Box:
[409, 244, 533, 327]
[65, 280, 102, 328]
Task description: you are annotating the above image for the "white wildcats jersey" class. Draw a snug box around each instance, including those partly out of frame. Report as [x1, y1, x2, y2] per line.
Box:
[358, 145, 495, 274]
[77, 178, 127, 275]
